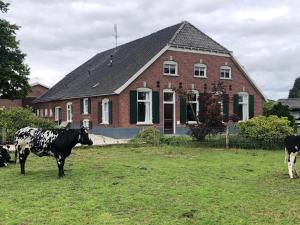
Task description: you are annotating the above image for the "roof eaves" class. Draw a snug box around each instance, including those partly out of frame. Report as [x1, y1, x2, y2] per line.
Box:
[169, 43, 232, 55]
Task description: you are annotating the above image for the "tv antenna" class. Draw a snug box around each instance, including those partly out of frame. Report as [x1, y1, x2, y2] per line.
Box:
[114, 24, 118, 52]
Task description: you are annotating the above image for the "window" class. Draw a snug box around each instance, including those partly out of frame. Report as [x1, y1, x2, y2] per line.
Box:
[194, 64, 207, 78]
[83, 98, 89, 114]
[163, 61, 178, 76]
[137, 88, 152, 124]
[40, 109, 44, 117]
[44, 109, 48, 117]
[187, 91, 199, 123]
[36, 109, 40, 117]
[55, 107, 61, 121]
[66, 102, 73, 122]
[220, 66, 231, 79]
[83, 119, 90, 129]
[49, 109, 53, 117]
[102, 98, 109, 124]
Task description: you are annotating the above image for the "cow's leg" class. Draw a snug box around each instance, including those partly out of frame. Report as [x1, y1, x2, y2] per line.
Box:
[19, 148, 30, 175]
[292, 154, 299, 178]
[56, 155, 65, 178]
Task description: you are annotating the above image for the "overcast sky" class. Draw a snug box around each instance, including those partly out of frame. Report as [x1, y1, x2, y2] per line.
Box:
[3, 0, 300, 100]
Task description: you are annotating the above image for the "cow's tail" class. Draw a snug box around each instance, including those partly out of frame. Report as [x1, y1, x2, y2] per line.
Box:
[284, 147, 289, 164]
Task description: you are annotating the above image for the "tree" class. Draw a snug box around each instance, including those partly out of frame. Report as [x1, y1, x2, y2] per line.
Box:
[0, 1, 31, 99]
[265, 102, 296, 130]
[177, 82, 226, 141]
[288, 77, 300, 98]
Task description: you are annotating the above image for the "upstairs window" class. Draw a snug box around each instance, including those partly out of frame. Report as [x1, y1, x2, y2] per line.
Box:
[220, 66, 231, 79]
[194, 64, 207, 78]
[164, 61, 178, 76]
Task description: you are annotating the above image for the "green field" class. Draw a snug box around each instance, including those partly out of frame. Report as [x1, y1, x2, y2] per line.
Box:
[0, 145, 299, 225]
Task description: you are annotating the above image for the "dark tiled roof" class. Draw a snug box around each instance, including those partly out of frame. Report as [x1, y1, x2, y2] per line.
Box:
[278, 98, 300, 110]
[35, 21, 230, 102]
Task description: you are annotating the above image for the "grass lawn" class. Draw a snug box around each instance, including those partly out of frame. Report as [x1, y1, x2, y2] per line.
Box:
[0, 145, 299, 225]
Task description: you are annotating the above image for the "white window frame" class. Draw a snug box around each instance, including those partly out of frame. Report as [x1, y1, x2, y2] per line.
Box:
[194, 63, 207, 78]
[83, 119, 90, 129]
[36, 109, 40, 117]
[163, 61, 178, 76]
[66, 102, 73, 122]
[137, 88, 152, 125]
[238, 92, 249, 121]
[187, 90, 199, 124]
[49, 109, 53, 117]
[44, 108, 48, 117]
[102, 98, 109, 125]
[40, 109, 44, 117]
[220, 66, 232, 79]
[83, 98, 89, 115]
[55, 107, 61, 121]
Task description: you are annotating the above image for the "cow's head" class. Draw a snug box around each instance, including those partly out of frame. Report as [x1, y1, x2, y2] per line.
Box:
[79, 127, 93, 146]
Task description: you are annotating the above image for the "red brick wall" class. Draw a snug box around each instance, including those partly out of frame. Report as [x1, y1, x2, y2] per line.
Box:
[0, 84, 49, 109]
[119, 49, 264, 128]
[27, 85, 49, 97]
[0, 99, 22, 108]
[36, 49, 265, 129]
[36, 95, 120, 127]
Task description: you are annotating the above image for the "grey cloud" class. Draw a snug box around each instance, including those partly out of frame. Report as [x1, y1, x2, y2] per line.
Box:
[4, 0, 300, 100]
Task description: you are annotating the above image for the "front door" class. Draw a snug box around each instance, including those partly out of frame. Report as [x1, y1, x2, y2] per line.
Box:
[163, 90, 175, 134]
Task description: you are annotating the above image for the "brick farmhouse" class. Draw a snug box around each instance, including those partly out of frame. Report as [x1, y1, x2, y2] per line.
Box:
[34, 21, 266, 138]
[0, 83, 48, 110]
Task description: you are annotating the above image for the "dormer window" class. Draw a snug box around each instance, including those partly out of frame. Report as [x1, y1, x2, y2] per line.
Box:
[194, 64, 207, 78]
[164, 61, 178, 76]
[220, 66, 231, 79]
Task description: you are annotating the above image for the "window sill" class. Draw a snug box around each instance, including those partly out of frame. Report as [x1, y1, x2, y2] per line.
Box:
[194, 76, 208, 79]
[187, 121, 197, 124]
[220, 77, 232, 80]
[82, 113, 89, 115]
[136, 122, 153, 126]
[101, 122, 109, 125]
[163, 74, 179, 77]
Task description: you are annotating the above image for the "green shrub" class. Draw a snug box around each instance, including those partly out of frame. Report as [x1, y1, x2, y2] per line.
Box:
[130, 127, 161, 145]
[130, 127, 194, 146]
[236, 115, 293, 143]
[0, 107, 56, 142]
[159, 135, 193, 145]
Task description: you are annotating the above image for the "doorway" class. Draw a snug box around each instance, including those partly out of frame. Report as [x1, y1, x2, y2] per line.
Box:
[163, 90, 175, 134]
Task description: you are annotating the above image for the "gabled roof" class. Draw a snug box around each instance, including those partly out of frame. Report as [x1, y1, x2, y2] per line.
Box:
[278, 98, 300, 110]
[34, 21, 231, 103]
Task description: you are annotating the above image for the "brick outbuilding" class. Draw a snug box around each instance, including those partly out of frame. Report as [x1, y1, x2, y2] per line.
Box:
[34, 21, 266, 138]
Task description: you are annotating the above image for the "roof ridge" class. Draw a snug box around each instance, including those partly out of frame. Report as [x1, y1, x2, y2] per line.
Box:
[187, 22, 231, 53]
[168, 21, 187, 44]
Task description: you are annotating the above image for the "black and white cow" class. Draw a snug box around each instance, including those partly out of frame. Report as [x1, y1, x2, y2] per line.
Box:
[0, 145, 14, 167]
[284, 135, 300, 179]
[15, 126, 93, 178]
